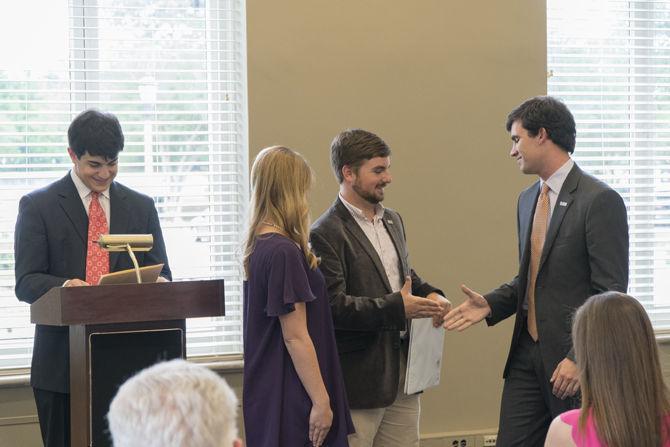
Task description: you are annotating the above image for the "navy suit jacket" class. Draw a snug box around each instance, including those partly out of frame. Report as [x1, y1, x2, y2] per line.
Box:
[484, 164, 628, 380]
[14, 174, 171, 393]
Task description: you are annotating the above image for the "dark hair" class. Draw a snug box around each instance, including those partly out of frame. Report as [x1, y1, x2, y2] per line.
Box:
[330, 129, 391, 183]
[68, 109, 125, 159]
[506, 96, 576, 153]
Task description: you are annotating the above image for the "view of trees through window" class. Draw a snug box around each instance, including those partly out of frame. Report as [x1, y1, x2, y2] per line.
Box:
[0, 0, 248, 369]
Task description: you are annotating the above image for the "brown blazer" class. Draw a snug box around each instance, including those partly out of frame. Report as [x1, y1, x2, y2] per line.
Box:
[310, 198, 442, 409]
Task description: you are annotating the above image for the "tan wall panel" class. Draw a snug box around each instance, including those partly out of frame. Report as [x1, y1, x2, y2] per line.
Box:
[247, 0, 547, 434]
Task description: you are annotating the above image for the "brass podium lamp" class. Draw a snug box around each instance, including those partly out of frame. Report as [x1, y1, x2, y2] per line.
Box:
[97, 234, 153, 283]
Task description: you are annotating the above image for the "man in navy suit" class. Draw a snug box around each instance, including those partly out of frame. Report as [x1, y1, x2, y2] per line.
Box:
[14, 109, 171, 447]
[444, 96, 628, 445]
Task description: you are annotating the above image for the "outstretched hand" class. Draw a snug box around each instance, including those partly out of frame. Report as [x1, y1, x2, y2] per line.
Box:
[443, 284, 491, 331]
[401, 276, 443, 319]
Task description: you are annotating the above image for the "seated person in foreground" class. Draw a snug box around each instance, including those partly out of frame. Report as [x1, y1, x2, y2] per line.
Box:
[107, 359, 242, 447]
[545, 291, 670, 446]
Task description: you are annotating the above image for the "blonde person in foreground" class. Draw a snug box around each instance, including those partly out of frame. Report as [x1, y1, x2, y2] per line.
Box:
[242, 146, 353, 447]
[545, 292, 670, 447]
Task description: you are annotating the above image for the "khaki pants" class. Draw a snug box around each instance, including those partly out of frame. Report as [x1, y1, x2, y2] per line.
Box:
[347, 350, 420, 447]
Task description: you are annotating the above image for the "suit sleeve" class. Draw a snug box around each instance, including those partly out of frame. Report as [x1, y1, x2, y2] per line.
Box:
[14, 195, 69, 303]
[310, 229, 406, 332]
[484, 276, 520, 326]
[586, 188, 629, 293]
[141, 201, 172, 280]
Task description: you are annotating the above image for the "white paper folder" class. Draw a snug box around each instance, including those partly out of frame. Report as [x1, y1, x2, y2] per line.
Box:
[404, 318, 445, 394]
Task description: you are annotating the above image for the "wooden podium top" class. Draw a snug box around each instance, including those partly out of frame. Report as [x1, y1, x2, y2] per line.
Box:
[30, 279, 225, 326]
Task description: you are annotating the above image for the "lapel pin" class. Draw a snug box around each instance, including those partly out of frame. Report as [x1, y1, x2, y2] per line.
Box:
[559, 201, 568, 207]
[386, 220, 393, 225]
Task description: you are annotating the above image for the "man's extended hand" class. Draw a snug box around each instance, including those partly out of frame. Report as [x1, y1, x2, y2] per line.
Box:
[427, 292, 451, 328]
[401, 276, 442, 319]
[443, 284, 491, 331]
[550, 358, 580, 399]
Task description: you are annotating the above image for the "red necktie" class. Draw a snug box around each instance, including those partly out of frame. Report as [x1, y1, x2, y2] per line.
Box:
[86, 192, 110, 285]
[527, 184, 550, 341]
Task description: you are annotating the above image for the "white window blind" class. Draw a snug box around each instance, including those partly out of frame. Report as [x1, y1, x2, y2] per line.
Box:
[0, 0, 248, 370]
[548, 0, 670, 329]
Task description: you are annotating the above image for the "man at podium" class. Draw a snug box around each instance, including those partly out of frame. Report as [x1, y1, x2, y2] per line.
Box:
[13, 109, 172, 447]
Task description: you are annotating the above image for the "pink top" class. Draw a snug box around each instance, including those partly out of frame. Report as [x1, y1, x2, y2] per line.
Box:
[560, 409, 670, 446]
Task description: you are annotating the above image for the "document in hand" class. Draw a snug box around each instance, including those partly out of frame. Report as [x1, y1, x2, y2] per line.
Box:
[404, 318, 445, 394]
[97, 264, 164, 285]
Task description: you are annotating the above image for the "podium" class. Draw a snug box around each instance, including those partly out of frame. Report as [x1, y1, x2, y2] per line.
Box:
[30, 279, 225, 447]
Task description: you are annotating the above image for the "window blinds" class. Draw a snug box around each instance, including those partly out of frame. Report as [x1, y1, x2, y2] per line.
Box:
[548, 0, 670, 329]
[0, 0, 248, 369]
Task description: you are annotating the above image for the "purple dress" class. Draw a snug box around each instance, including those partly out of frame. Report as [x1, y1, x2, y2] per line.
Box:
[243, 233, 354, 447]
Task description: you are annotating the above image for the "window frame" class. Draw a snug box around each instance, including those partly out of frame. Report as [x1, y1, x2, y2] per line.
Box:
[0, 0, 249, 374]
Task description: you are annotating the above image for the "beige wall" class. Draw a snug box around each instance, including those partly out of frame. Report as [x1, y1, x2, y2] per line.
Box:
[0, 0, 596, 444]
[247, 0, 546, 436]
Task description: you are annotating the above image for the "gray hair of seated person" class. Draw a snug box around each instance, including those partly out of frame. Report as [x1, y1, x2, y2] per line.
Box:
[108, 359, 239, 447]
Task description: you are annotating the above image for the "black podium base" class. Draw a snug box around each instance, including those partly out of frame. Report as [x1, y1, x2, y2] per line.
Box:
[70, 319, 186, 447]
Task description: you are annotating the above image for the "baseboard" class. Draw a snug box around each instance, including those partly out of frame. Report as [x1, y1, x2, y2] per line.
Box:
[421, 429, 498, 447]
[0, 415, 38, 427]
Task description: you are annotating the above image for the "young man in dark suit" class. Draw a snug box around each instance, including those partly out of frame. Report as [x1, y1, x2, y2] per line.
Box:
[310, 129, 450, 447]
[14, 109, 171, 447]
[444, 96, 629, 445]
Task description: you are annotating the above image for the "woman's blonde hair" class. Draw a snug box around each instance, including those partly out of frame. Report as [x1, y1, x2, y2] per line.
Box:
[243, 146, 318, 277]
[573, 291, 670, 447]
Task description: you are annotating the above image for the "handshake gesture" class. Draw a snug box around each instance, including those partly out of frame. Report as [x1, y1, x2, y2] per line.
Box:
[442, 284, 491, 331]
[442, 284, 579, 399]
[401, 276, 452, 327]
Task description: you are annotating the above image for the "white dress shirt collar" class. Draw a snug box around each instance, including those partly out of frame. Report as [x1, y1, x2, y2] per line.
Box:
[339, 193, 385, 222]
[70, 169, 111, 201]
[541, 158, 574, 196]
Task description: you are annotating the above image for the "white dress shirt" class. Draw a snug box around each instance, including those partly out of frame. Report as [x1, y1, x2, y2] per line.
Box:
[339, 194, 402, 293]
[540, 158, 574, 222]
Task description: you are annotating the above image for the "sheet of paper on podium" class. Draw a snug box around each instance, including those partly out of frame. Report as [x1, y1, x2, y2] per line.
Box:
[97, 264, 164, 285]
[404, 318, 445, 394]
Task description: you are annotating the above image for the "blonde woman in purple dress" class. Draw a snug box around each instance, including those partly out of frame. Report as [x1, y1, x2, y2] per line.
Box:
[242, 146, 353, 447]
